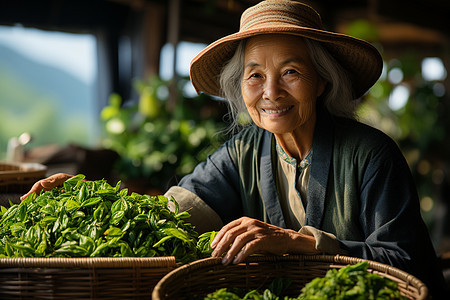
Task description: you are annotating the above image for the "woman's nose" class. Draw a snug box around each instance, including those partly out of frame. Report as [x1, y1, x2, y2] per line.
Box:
[262, 77, 284, 101]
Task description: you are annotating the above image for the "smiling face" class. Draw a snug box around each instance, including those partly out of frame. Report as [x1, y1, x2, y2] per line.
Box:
[241, 34, 325, 136]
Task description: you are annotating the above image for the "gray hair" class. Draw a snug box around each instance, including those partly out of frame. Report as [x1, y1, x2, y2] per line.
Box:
[219, 37, 356, 133]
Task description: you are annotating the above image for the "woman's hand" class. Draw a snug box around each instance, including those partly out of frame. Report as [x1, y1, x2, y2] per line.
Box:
[210, 216, 320, 265]
[20, 173, 74, 200]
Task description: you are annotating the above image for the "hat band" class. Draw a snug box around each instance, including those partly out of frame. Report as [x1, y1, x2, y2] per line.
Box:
[240, 12, 323, 32]
[240, 2, 324, 32]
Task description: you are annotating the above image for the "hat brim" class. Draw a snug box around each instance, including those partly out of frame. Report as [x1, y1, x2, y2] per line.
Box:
[190, 26, 383, 99]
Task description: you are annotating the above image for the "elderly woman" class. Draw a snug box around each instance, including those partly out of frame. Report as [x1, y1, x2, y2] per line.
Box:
[23, 0, 447, 297]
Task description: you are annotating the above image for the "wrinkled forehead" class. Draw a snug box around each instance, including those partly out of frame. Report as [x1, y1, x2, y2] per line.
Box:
[243, 34, 311, 64]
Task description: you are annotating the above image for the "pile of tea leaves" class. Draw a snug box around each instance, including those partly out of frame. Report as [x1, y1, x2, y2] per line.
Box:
[0, 174, 214, 263]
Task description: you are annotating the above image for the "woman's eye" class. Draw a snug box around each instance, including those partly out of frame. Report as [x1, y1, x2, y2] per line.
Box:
[285, 69, 298, 75]
[250, 73, 262, 78]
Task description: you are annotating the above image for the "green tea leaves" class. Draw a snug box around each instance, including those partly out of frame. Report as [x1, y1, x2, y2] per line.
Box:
[298, 262, 407, 300]
[203, 263, 407, 300]
[0, 175, 215, 263]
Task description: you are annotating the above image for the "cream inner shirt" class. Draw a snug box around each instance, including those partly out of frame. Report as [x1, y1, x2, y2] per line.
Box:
[276, 142, 311, 231]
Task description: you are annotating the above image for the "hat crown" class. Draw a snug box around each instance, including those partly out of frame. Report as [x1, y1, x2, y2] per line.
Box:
[240, 0, 324, 32]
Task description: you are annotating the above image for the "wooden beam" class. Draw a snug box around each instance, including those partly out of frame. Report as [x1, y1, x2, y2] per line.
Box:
[141, 2, 166, 77]
[167, 0, 180, 111]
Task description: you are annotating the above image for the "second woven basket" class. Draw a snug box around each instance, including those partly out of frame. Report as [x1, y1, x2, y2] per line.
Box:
[152, 254, 428, 300]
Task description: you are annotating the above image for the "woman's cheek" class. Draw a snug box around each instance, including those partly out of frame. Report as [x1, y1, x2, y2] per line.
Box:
[248, 108, 261, 125]
[241, 85, 254, 104]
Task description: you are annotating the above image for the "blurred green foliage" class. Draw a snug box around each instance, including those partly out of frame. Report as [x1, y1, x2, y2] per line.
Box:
[349, 19, 449, 241]
[100, 76, 228, 192]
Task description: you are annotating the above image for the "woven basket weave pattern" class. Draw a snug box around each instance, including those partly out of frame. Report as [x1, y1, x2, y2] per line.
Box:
[0, 162, 47, 193]
[152, 254, 428, 300]
[0, 257, 178, 299]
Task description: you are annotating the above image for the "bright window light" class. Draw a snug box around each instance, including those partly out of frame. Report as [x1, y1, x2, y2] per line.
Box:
[0, 25, 98, 159]
[388, 67, 404, 85]
[160, 41, 206, 80]
[0, 25, 96, 84]
[160, 41, 206, 98]
[389, 84, 410, 111]
[422, 57, 447, 81]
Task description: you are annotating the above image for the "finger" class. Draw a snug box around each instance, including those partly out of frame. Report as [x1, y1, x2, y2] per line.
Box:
[210, 217, 245, 248]
[20, 180, 45, 201]
[221, 231, 256, 265]
[211, 222, 248, 259]
[20, 173, 73, 201]
[41, 173, 73, 189]
[232, 238, 260, 264]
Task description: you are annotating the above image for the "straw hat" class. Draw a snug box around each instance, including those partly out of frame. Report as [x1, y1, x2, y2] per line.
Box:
[190, 0, 383, 99]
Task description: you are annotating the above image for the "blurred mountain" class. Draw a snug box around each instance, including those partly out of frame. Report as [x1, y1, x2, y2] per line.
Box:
[0, 44, 98, 158]
[0, 44, 93, 113]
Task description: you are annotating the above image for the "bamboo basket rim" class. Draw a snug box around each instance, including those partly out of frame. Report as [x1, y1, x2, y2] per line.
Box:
[152, 254, 429, 300]
[0, 162, 47, 190]
[0, 161, 47, 174]
[0, 256, 178, 269]
[0, 256, 179, 298]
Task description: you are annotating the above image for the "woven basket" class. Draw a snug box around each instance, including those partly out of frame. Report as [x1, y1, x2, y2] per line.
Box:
[0, 256, 178, 299]
[0, 162, 47, 193]
[152, 254, 429, 300]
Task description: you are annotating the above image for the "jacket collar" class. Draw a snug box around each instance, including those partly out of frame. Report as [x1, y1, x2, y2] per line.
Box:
[259, 105, 333, 229]
[260, 132, 287, 228]
[305, 106, 333, 228]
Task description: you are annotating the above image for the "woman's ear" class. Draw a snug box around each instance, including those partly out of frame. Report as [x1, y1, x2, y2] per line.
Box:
[317, 79, 326, 98]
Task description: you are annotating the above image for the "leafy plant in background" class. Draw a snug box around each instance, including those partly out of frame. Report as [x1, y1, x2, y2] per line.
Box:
[100, 76, 228, 193]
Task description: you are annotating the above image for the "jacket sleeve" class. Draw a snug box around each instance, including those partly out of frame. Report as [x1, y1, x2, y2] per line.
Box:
[164, 186, 223, 234]
[175, 142, 244, 225]
[338, 137, 447, 298]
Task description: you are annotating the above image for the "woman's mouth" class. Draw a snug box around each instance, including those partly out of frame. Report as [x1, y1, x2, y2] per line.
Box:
[262, 105, 294, 115]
